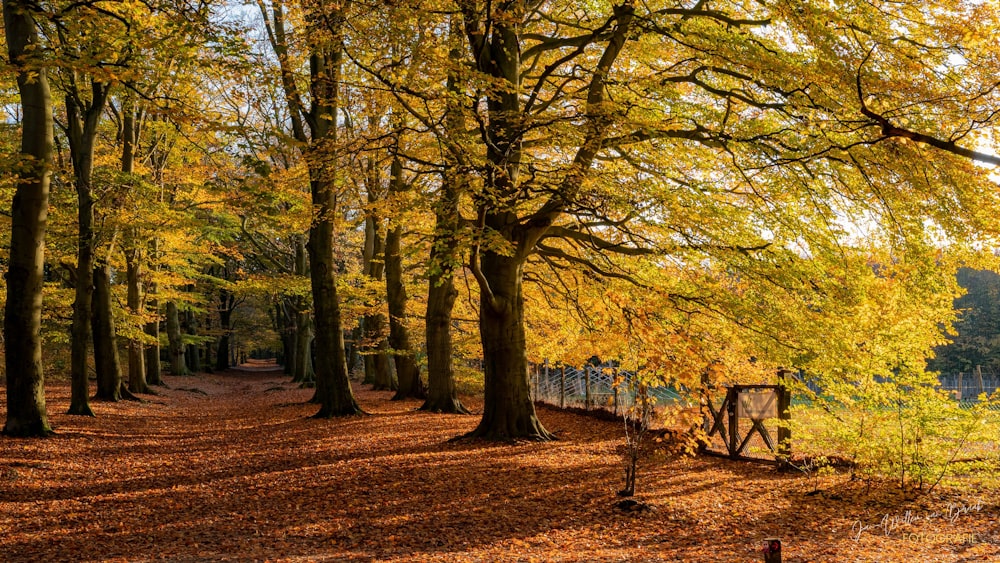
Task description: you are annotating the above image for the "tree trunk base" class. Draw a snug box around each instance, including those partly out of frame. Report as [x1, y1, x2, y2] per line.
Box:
[293, 372, 315, 386]
[3, 420, 53, 437]
[119, 385, 143, 402]
[461, 415, 555, 442]
[418, 396, 469, 414]
[66, 402, 96, 417]
[311, 403, 364, 418]
[391, 387, 426, 401]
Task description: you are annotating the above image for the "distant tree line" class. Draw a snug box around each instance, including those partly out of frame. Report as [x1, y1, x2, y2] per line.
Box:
[930, 269, 1000, 375]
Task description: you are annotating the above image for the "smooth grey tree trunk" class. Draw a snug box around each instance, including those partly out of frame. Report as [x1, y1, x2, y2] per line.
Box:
[144, 297, 162, 385]
[122, 99, 149, 394]
[386, 157, 424, 401]
[3, 0, 53, 435]
[258, 0, 359, 417]
[216, 290, 235, 371]
[144, 237, 163, 385]
[361, 177, 394, 390]
[459, 3, 632, 440]
[65, 76, 110, 415]
[184, 308, 201, 373]
[468, 252, 552, 440]
[93, 261, 124, 401]
[421, 20, 468, 414]
[126, 250, 149, 393]
[293, 305, 315, 386]
[421, 178, 466, 412]
[166, 301, 189, 375]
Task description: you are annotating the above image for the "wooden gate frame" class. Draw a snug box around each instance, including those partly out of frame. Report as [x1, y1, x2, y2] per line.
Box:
[702, 384, 790, 463]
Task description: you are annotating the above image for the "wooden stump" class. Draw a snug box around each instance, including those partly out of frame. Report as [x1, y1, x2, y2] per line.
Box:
[763, 538, 781, 563]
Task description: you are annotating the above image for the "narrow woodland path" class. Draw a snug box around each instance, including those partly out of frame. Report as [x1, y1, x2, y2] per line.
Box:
[1, 371, 998, 562]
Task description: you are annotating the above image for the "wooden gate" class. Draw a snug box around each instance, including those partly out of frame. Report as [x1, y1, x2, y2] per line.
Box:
[701, 384, 790, 463]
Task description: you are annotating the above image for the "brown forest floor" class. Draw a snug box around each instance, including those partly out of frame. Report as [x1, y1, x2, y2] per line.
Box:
[2, 367, 999, 562]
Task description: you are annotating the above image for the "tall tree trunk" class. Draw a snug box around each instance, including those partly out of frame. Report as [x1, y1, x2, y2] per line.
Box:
[144, 298, 162, 385]
[308, 190, 360, 416]
[294, 310, 315, 387]
[121, 97, 149, 394]
[468, 252, 552, 440]
[421, 19, 468, 414]
[363, 315, 394, 390]
[216, 332, 231, 371]
[361, 184, 393, 390]
[277, 300, 296, 376]
[2, 0, 53, 435]
[260, 0, 359, 416]
[386, 157, 424, 401]
[289, 240, 314, 386]
[457, 2, 631, 440]
[126, 249, 149, 393]
[144, 239, 162, 385]
[184, 308, 201, 373]
[93, 261, 124, 401]
[166, 301, 189, 375]
[68, 184, 96, 415]
[346, 324, 362, 376]
[65, 78, 109, 415]
[216, 292, 234, 371]
[307, 41, 361, 417]
[421, 179, 466, 412]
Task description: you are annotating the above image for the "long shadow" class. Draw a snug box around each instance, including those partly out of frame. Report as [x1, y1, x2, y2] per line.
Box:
[6, 373, 777, 561]
[1, 442, 627, 561]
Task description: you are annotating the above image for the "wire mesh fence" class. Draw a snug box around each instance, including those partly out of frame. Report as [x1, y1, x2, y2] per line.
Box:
[530, 362, 685, 417]
[531, 361, 1000, 420]
[938, 369, 1000, 407]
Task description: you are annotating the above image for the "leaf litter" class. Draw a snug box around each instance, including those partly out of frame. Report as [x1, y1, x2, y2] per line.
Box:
[1, 370, 997, 562]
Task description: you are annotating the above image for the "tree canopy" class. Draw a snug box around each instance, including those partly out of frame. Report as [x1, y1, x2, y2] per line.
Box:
[3, 0, 1000, 441]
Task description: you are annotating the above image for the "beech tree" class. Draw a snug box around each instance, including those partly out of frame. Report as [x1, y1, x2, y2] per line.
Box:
[344, 5, 471, 412]
[385, 154, 425, 401]
[436, 0, 1000, 440]
[257, 0, 361, 416]
[358, 141, 394, 391]
[6, 0, 1000, 447]
[420, 17, 472, 414]
[57, 34, 112, 412]
[3, 0, 55, 436]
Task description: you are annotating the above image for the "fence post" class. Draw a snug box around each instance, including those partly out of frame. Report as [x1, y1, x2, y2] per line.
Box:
[777, 370, 792, 469]
[585, 366, 592, 410]
[976, 365, 985, 397]
[560, 364, 566, 409]
[957, 372, 964, 401]
[611, 368, 620, 416]
[727, 387, 738, 459]
[532, 363, 539, 402]
[544, 359, 549, 401]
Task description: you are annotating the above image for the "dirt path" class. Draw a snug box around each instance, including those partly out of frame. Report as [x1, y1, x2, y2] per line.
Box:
[230, 360, 286, 373]
[1, 373, 998, 562]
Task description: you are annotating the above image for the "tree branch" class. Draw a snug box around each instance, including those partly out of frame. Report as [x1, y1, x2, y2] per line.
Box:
[856, 48, 1000, 166]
